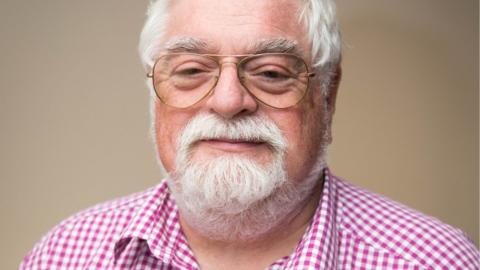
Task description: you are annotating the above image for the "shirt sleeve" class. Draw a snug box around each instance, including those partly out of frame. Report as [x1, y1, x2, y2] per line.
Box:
[19, 223, 68, 270]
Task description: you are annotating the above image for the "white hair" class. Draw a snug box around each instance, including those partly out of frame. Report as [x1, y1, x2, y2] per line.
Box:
[138, 0, 342, 96]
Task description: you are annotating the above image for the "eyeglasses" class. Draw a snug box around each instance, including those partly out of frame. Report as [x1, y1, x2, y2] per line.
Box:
[147, 53, 315, 109]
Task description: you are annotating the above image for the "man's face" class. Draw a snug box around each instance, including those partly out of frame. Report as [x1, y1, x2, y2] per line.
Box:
[154, 0, 334, 187]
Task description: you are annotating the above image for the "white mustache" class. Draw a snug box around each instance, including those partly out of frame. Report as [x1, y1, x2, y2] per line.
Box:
[177, 114, 287, 154]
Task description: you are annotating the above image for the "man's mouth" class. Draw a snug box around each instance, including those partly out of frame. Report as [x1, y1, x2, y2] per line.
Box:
[196, 138, 266, 152]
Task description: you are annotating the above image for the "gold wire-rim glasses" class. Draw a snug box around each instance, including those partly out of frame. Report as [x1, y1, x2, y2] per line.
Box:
[146, 53, 316, 109]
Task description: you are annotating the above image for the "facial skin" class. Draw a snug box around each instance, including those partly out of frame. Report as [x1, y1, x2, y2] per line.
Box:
[154, 0, 336, 187]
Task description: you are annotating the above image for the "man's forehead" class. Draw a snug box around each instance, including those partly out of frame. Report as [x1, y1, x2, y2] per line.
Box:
[168, 0, 300, 19]
[161, 0, 309, 56]
[162, 37, 304, 56]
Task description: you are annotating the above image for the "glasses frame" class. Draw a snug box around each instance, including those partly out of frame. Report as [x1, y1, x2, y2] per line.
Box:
[147, 52, 316, 109]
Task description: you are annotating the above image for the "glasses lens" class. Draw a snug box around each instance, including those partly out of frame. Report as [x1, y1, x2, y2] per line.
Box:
[152, 54, 219, 108]
[239, 54, 309, 108]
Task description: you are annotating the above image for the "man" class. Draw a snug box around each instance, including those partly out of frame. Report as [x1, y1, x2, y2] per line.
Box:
[20, 0, 478, 269]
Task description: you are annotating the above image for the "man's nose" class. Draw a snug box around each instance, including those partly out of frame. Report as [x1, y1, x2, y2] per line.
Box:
[204, 64, 258, 119]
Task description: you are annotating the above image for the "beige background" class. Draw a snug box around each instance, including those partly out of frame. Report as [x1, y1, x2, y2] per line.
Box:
[0, 0, 478, 268]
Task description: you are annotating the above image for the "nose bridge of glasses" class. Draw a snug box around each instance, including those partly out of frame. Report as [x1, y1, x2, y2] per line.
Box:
[218, 56, 241, 69]
[212, 58, 244, 91]
[215, 56, 247, 83]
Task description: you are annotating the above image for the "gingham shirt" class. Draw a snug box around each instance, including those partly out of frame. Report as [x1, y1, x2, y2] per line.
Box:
[20, 169, 479, 269]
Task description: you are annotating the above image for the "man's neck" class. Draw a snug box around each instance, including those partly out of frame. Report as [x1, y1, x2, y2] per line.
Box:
[179, 180, 324, 270]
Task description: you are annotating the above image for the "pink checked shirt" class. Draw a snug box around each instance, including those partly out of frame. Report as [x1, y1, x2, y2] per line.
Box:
[20, 169, 479, 269]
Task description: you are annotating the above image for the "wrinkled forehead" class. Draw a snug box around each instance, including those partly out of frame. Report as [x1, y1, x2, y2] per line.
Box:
[161, 0, 310, 58]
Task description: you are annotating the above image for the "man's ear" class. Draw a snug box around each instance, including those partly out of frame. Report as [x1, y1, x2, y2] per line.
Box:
[326, 64, 341, 117]
[323, 65, 341, 145]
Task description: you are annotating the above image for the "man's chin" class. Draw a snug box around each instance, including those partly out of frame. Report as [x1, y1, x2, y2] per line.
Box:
[168, 154, 315, 242]
[174, 176, 316, 243]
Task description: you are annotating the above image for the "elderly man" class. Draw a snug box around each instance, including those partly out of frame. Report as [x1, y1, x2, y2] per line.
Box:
[21, 0, 478, 269]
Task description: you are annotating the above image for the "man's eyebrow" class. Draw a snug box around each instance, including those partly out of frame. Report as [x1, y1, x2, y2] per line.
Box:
[248, 38, 302, 55]
[163, 37, 215, 53]
[163, 37, 303, 55]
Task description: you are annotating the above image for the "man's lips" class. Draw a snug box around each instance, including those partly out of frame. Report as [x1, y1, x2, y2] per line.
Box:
[196, 138, 266, 152]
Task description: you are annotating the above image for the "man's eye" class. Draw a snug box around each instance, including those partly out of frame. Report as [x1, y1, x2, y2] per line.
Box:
[256, 70, 291, 81]
[174, 68, 205, 76]
[261, 71, 283, 78]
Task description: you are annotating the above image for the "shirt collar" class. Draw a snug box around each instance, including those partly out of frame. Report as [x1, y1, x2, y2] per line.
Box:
[114, 180, 190, 263]
[284, 168, 340, 269]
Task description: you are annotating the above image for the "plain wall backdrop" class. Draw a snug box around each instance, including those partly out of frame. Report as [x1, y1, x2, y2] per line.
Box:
[0, 0, 478, 269]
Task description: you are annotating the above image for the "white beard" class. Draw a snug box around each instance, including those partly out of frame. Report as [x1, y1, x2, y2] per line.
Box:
[167, 113, 326, 241]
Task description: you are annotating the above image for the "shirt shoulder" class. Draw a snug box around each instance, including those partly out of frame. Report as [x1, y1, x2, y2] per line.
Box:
[19, 183, 165, 270]
[334, 176, 479, 270]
